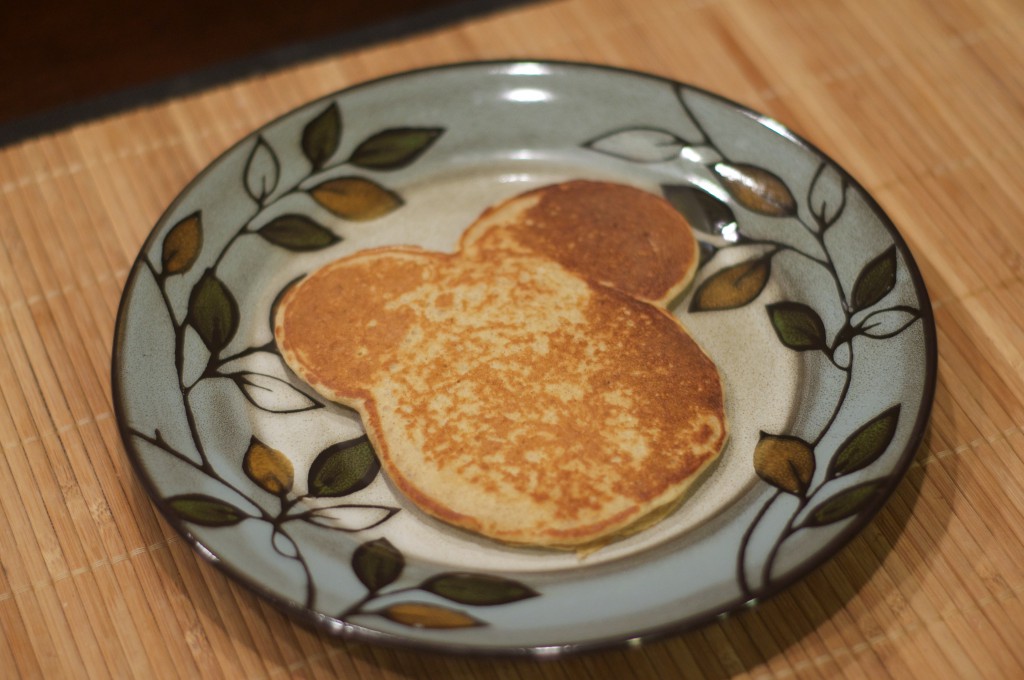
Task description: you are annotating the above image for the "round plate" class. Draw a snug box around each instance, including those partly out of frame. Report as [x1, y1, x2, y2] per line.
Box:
[113, 61, 936, 656]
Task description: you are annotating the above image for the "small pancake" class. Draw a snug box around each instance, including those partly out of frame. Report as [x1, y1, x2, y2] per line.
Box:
[461, 180, 699, 304]
[275, 181, 726, 548]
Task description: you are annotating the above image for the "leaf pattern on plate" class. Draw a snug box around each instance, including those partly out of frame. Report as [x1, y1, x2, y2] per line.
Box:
[754, 433, 815, 497]
[712, 162, 797, 217]
[380, 603, 482, 629]
[307, 436, 380, 498]
[311, 177, 403, 221]
[186, 270, 239, 355]
[302, 103, 341, 170]
[583, 89, 923, 598]
[233, 372, 322, 413]
[827, 405, 901, 479]
[243, 437, 294, 496]
[305, 505, 399, 532]
[583, 127, 687, 163]
[161, 212, 203, 275]
[689, 255, 772, 312]
[338, 538, 538, 627]
[419, 573, 539, 605]
[805, 479, 888, 527]
[126, 110, 534, 627]
[258, 214, 339, 251]
[353, 537, 404, 592]
[808, 163, 847, 229]
[768, 302, 828, 352]
[859, 306, 922, 340]
[244, 137, 280, 203]
[852, 246, 898, 312]
[168, 494, 248, 527]
[349, 128, 444, 169]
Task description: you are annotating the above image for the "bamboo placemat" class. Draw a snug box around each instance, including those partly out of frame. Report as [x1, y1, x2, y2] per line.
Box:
[2, 0, 1023, 677]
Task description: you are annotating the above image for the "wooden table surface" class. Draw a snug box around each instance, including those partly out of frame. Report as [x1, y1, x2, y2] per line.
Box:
[1, 0, 1023, 677]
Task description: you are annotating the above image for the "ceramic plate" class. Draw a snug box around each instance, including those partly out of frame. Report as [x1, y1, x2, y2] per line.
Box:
[113, 61, 936, 655]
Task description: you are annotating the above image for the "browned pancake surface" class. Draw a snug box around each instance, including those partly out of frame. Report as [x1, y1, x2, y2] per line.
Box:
[462, 180, 698, 304]
[275, 181, 726, 547]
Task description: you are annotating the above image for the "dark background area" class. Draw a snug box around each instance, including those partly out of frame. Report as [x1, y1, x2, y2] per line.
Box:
[0, 0, 519, 144]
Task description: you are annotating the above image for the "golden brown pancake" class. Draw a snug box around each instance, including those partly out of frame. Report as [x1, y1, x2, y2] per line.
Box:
[462, 180, 699, 305]
[275, 181, 726, 548]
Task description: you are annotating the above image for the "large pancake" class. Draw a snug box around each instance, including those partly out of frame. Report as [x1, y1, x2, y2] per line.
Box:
[275, 181, 727, 548]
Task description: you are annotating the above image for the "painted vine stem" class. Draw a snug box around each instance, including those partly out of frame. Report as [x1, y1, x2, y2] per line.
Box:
[585, 86, 922, 598]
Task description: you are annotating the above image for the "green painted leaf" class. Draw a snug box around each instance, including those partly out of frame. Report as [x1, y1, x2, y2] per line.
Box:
[243, 437, 294, 495]
[168, 494, 246, 527]
[307, 436, 380, 497]
[244, 137, 280, 202]
[349, 128, 443, 170]
[768, 302, 828, 351]
[806, 480, 887, 526]
[852, 246, 897, 311]
[828, 405, 901, 478]
[419, 573, 539, 606]
[161, 212, 202, 275]
[661, 184, 737, 236]
[258, 214, 339, 251]
[186, 269, 239, 354]
[301, 103, 341, 170]
[311, 177, 403, 221]
[713, 162, 797, 217]
[352, 537, 404, 592]
[754, 432, 815, 496]
[689, 256, 771, 311]
[380, 602, 482, 629]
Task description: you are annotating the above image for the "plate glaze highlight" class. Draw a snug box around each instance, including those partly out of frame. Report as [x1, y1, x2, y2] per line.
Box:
[113, 61, 936, 655]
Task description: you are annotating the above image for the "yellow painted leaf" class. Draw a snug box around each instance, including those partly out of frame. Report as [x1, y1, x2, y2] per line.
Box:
[243, 437, 294, 495]
[713, 162, 796, 216]
[311, 177, 402, 221]
[754, 433, 815, 496]
[689, 256, 771, 311]
[382, 602, 482, 629]
[161, 212, 202, 275]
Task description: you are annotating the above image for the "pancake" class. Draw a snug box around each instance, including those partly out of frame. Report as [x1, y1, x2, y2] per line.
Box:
[461, 179, 699, 305]
[275, 181, 727, 548]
